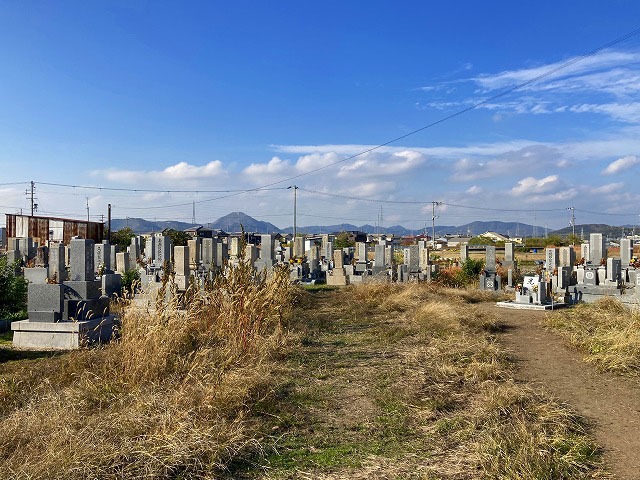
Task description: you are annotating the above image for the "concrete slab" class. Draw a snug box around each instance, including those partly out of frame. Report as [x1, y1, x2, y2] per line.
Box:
[11, 315, 118, 350]
[496, 301, 568, 311]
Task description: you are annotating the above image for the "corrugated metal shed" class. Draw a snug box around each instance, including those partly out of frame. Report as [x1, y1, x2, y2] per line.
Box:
[5, 214, 104, 245]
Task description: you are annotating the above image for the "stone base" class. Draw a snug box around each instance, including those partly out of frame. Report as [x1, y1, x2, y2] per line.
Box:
[11, 315, 118, 350]
[326, 274, 349, 286]
[496, 301, 567, 311]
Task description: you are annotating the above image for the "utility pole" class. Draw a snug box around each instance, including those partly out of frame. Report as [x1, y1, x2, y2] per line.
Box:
[288, 185, 298, 238]
[192, 201, 196, 225]
[568, 206, 576, 238]
[86, 197, 90, 221]
[25, 181, 37, 216]
[431, 201, 441, 247]
[107, 204, 112, 244]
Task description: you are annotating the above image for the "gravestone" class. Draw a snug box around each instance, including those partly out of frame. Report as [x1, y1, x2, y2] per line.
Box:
[174, 246, 190, 290]
[202, 238, 215, 269]
[293, 237, 304, 258]
[589, 233, 607, 265]
[216, 241, 228, 267]
[116, 252, 129, 274]
[545, 248, 559, 271]
[145, 236, 156, 261]
[174, 246, 190, 276]
[559, 247, 575, 268]
[260, 234, 275, 265]
[557, 266, 571, 290]
[460, 244, 469, 262]
[504, 243, 515, 265]
[245, 244, 258, 264]
[109, 245, 118, 271]
[155, 235, 172, 267]
[607, 258, 622, 284]
[24, 267, 48, 284]
[374, 244, 385, 268]
[397, 264, 408, 283]
[507, 268, 513, 288]
[70, 239, 94, 281]
[576, 266, 585, 285]
[188, 238, 201, 269]
[333, 249, 344, 269]
[35, 246, 48, 267]
[405, 245, 420, 273]
[581, 243, 590, 262]
[356, 242, 367, 262]
[94, 243, 111, 273]
[49, 243, 66, 282]
[229, 237, 240, 258]
[485, 246, 496, 274]
[620, 238, 634, 266]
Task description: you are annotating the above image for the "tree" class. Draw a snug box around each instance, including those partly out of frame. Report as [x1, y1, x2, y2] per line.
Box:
[0, 257, 28, 319]
[163, 228, 190, 247]
[469, 236, 504, 247]
[334, 232, 355, 249]
[111, 227, 135, 252]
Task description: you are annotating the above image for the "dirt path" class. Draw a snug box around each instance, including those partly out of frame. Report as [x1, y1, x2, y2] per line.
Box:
[484, 304, 640, 480]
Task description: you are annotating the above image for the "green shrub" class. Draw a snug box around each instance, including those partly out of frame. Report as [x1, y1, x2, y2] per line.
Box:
[0, 256, 28, 318]
[121, 269, 141, 295]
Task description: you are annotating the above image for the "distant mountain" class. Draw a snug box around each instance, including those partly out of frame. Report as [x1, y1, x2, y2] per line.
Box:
[552, 224, 637, 237]
[111, 214, 546, 237]
[441, 221, 542, 237]
[210, 212, 281, 233]
[111, 218, 195, 233]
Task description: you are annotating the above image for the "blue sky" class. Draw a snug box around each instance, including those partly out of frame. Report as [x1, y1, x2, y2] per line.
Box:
[1, 1, 640, 230]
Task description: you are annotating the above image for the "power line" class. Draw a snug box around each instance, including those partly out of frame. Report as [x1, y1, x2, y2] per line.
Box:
[223, 26, 640, 191]
[30, 25, 640, 216]
[33, 181, 288, 194]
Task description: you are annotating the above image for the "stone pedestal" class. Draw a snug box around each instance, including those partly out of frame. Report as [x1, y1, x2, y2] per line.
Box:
[12, 315, 118, 350]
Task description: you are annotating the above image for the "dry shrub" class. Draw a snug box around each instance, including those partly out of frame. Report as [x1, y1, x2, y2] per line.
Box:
[545, 296, 640, 375]
[0, 261, 295, 479]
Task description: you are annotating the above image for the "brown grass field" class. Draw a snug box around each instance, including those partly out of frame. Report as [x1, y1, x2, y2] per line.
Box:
[0, 270, 607, 479]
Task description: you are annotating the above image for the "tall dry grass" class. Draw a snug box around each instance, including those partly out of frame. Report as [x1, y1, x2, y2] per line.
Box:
[545, 297, 640, 375]
[0, 260, 295, 479]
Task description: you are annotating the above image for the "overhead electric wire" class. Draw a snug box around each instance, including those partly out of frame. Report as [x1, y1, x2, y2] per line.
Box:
[31, 25, 640, 217]
[297, 187, 568, 212]
[221, 26, 640, 192]
[33, 181, 288, 194]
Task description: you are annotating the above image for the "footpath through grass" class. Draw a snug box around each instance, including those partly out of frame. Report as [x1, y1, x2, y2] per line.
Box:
[231, 284, 606, 479]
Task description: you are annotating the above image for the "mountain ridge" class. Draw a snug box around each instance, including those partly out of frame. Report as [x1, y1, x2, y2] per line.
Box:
[111, 213, 547, 236]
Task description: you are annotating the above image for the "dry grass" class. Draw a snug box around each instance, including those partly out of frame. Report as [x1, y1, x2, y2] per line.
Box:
[0, 276, 605, 479]
[0, 260, 295, 479]
[545, 297, 640, 375]
[247, 283, 605, 479]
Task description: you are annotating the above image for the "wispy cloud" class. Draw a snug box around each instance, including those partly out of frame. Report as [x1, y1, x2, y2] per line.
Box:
[92, 160, 226, 184]
[602, 155, 640, 175]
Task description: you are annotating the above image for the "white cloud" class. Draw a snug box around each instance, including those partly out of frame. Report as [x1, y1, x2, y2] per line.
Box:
[466, 185, 483, 195]
[593, 182, 624, 194]
[243, 156, 290, 176]
[470, 50, 640, 93]
[511, 175, 561, 196]
[602, 155, 640, 175]
[569, 103, 640, 123]
[94, 160, 225, 184]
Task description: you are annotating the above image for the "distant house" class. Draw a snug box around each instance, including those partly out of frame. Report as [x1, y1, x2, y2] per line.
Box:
[447, 237, 471, 247]
[481, 231, 510, 243]
[185, 225, 213, 239]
